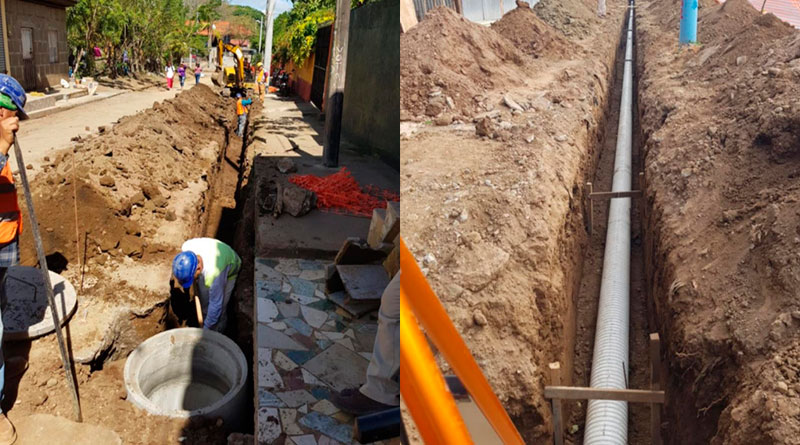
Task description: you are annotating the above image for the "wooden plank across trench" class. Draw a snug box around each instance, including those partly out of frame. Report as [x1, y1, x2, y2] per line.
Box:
[543, 386, 665, 404]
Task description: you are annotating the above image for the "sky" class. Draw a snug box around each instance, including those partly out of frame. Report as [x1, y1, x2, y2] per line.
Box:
[229, 0, 294, 17]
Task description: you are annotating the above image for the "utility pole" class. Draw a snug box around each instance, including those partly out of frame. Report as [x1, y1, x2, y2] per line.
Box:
[322, 0, 350, 167]
[257, 18, 263, 54]
[679, 0, 697, 45]
[263, 0, 276, 80]
[208, 23, 214, 68]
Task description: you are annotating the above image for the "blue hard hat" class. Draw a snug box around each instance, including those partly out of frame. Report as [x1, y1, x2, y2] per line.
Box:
[0, 74, 27, 120]
[235, 92, 242, 98]
[172, 251, 198, 289]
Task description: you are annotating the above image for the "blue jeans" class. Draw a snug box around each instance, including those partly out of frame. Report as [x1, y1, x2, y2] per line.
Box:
[179, 76, 185, 87]
[195, 74, 200, 84]
[237, 114, 247, 137]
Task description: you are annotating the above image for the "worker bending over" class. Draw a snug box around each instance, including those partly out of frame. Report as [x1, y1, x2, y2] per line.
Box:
[0, 74, 31, 444]
[172, 238, 242, 332]
[235, 92, 252, 138]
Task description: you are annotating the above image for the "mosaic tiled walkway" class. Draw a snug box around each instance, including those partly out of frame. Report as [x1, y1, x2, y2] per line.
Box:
[255, 258, 389, 445]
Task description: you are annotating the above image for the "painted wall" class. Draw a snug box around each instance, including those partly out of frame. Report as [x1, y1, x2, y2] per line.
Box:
[286, 53, 315, 103]
[341, 0, 400, 168]
[5, 0, 71, 91]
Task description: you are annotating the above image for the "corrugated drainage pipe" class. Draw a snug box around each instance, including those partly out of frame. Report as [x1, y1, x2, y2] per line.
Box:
[584, 3, 636, 444]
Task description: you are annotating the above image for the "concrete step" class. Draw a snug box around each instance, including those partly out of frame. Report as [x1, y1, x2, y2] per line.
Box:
[25, 88, 89, 113]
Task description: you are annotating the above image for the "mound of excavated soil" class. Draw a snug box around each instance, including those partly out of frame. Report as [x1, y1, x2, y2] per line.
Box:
[491, 5, 573, 58]
[637, 0, 800, 442]
[400, 7, 531, 119]
[20, 84, 231, 268]
[533, 0, 599, 38]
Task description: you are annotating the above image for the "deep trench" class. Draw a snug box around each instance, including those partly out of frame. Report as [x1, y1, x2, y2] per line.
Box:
[165, 108, 258, 437]
[560, 7, 659, 444]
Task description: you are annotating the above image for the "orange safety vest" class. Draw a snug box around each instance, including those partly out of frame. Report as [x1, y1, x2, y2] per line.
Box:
[236, 98, 247, 116]
[0, 161, 22, 243]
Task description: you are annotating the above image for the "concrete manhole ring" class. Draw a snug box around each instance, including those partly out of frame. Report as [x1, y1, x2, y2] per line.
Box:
[124, 328, 248, 430]
[2, 266, 78, 340]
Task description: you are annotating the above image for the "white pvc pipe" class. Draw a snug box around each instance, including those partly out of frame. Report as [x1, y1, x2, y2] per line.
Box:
[584, 3, 635, 444]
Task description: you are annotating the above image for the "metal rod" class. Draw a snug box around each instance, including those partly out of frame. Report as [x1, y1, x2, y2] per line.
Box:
[12, 138, 82, 422]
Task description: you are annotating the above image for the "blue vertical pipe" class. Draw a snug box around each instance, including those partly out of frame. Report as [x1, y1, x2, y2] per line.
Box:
[679, 0, 698, 44]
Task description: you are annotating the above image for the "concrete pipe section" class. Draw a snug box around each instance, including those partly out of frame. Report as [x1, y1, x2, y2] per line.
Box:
[124, 328, 248, 430]
[2, 266, 78, 340]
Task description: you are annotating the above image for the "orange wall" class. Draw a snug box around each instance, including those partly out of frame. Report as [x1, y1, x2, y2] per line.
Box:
[285, 53, 315, 103]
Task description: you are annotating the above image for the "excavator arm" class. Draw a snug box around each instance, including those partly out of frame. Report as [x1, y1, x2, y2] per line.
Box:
[211, 29, 245, 91]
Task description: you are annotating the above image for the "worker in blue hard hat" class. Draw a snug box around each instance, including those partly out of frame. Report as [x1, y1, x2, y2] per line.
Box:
[172, 238, 242, 332]
[0, 73, 29, 445]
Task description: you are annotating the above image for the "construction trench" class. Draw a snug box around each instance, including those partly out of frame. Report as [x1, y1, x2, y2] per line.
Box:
[402, 0, 800, 443]
[0, 84, 261, 443]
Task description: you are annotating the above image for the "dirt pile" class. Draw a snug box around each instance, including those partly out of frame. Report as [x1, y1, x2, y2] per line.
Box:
[20, 84, 231, 268]
[637, 0, 800, 442]
[491, 6, 572, 58]
[533, 0, 600, 38]
[400, 7, 531, 119]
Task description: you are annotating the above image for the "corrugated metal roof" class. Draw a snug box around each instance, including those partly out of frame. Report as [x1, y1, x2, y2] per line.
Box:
[719, 0, 800, 29]
[751, 0, 800, 28]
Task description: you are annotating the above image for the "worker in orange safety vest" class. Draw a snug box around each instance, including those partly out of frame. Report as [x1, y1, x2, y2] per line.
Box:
[235, 92, 253, 138]
[0, 73, 31, 445]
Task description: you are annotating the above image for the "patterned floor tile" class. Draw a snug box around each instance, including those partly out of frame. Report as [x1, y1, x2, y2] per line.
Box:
[277, 389, 318, 408]
[290, 434, 317, 445]
[275, 259, 301, 276]
[280, 409, 305, 435]
[267, 321, 288, 330]
[290, 293, 321, 306]
[258, 388, 286, 408]
[301, 305, 328, 328]
[258, 298, 280, 323]
[302, 344, 369, 392]
[258, 324, 308, 351]
[274, 351, 299, 371]
[285, 317, 314, 337]
[299, 412, 352, 443]
[278, 301, 301, 318]
[255, 257, 382, 445]
[301, 368, 327, 387]
[299, 269, 326, 281]
[257, 407, 282, 443]
[311, 399, 339, 416]
[288, 277, 317, 298]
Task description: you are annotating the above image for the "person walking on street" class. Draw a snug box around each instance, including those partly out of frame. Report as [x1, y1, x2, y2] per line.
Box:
[165, 61, 175, 90]
[194, 63, 202, 85]
[0, 74, 33, 445]
[177, 63, 186, 89]
[172, 238, 242, 332]
[235, 92, 252, 138]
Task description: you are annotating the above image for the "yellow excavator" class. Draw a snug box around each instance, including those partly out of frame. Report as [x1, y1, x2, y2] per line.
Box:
[211, 32, 255, 95]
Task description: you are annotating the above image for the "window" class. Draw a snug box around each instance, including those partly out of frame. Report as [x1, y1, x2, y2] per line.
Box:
[48, 30, 58, 63]
[21, 28, 32, 60]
